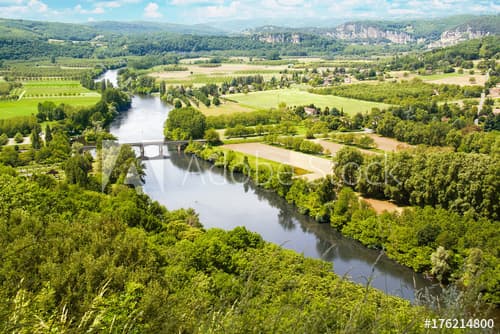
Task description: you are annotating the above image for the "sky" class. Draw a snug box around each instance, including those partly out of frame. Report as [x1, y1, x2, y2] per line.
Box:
[0, 0, 498, 25]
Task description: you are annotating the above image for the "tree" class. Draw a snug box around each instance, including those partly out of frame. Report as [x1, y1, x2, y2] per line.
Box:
[357, 135, 375, 149]
[159, 81, 166, 95]
[431, 246, 452, 284]
[165, 107, 206, 140]
[30, 127, 41, 149]
[45, 125, 53, 143]
[212, 96, 220, 106]
[0, 133, 8, 146]
[14, 132, 23, 144]
[333, 146, 364, 186]
[0, 146, 19, 166]
[174, 99, 182, 109]
[64, 153, 92, 186]
[204, 128, 221, 145]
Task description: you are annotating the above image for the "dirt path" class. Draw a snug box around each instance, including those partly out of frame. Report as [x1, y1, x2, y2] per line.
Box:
[224, 143, 404, 214]
[363, 134, 411, 152]
[224, 143, 332, 181]
[360, 196, 404, 214]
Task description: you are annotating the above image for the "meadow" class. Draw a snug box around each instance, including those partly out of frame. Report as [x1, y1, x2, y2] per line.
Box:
[149, 63, 291, 85]
[0, 79, 101, 119]
[390, 70, 487, 86]
[0, 96, 99, 119]
[22, 80, 98, 97]
[225, 88, 392, 115]
[195, 100, 255, 116]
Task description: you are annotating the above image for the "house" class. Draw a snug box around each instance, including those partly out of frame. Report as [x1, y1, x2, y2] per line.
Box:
[304, 107, 318, 116]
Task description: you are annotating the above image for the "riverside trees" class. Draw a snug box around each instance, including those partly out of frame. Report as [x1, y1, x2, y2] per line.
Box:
[164, 106, 207, 140]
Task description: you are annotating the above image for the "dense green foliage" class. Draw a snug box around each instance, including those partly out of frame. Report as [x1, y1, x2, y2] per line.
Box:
[186, 144, 500, 305]
[312, 79, 482, 105]
[224, 122, 298, 138]
[388, 36, 500, 72]
[0, 170, 439, 332]
[335, 147, 499, 219]
[164, 107, 207, 140]
[1, 16, 498, 60]
[206, 110, 284, 129]
[371, 108, 500, 149]
[0, 116, 38, 137]
[263, 135, 324, 154]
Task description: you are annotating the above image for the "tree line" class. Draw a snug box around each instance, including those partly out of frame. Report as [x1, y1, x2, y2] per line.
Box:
[185, 143, 499, 305]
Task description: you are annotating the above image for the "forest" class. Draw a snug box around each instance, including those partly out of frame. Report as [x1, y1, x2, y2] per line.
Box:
[0, 171, 440, 333]
[185, 143, 500, 305]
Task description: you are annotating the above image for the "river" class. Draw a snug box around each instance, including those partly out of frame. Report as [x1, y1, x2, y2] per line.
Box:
[95, 69, 119, 87]
[106, 70, 438, 302]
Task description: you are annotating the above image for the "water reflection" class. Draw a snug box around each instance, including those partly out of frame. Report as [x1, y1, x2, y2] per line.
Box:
[142, 151, 439, 301]
[94, 69, 119, 87]
[108, 94, 439, 302]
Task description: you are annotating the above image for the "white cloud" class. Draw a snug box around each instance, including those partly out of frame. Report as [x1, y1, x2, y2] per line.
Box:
[144, 2, 162, 18]
[170, 0, 224, 4]
[28, 0, 46, 12]
[0, 0, 49, 16]
[275, 0, 305, 6]
[96, 1, 121, 8]
[0, 0, 24, 4]
[203, 1, 241, 17]
[75, 4, 105, 14]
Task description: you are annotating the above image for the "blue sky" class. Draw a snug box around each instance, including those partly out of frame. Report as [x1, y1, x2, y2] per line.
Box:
[0, 0, 498, 25]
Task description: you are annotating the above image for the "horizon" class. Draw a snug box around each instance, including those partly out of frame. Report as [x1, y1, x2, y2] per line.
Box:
[0, 1, 498, 27]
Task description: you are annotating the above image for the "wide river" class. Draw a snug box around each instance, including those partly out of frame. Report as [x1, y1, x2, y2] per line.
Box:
[105, 70, 438, 302]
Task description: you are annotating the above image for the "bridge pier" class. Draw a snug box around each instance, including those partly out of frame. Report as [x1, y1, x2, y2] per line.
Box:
[139, 144, 145, 159]
[159, 144, 164, 157]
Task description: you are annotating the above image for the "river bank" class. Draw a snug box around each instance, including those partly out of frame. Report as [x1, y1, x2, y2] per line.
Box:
[107, 92, 438, 302]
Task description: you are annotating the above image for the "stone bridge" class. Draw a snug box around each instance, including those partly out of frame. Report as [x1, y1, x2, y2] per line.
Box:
[82, 139, 207, 160]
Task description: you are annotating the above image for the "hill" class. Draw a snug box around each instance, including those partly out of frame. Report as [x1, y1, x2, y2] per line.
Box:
[85, 21, 226, 36]
[246, 14, 500, 47]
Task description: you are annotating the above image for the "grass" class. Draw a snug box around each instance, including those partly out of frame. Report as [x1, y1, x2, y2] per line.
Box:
[0, 79, 100, 119]
[226, 88, 392, 115]
[417, 72, 462, 80]
[414, 71, 487, 86]
[0, 96, 99, 119]
[150, 62, 287, 86]
[155, 73, 282, 86]
[22, 80, 96, 98]
[218, 147, 311, 176]
[197, 100, 255, 116]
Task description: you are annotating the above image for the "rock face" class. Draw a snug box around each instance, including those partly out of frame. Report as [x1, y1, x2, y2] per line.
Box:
[428, 25, 490, 48]
[249, 17, 499, 47]
[328, 23, 413, 44]
[257, 33, 301, 44]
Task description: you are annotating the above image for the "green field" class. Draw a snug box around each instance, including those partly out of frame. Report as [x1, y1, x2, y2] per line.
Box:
[0, 79, 101, 119]
[416, 72, 462, 80]
[0, 96, 100, 119]
[225, 89, 392, 115]
[22, 80, 97, 98]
